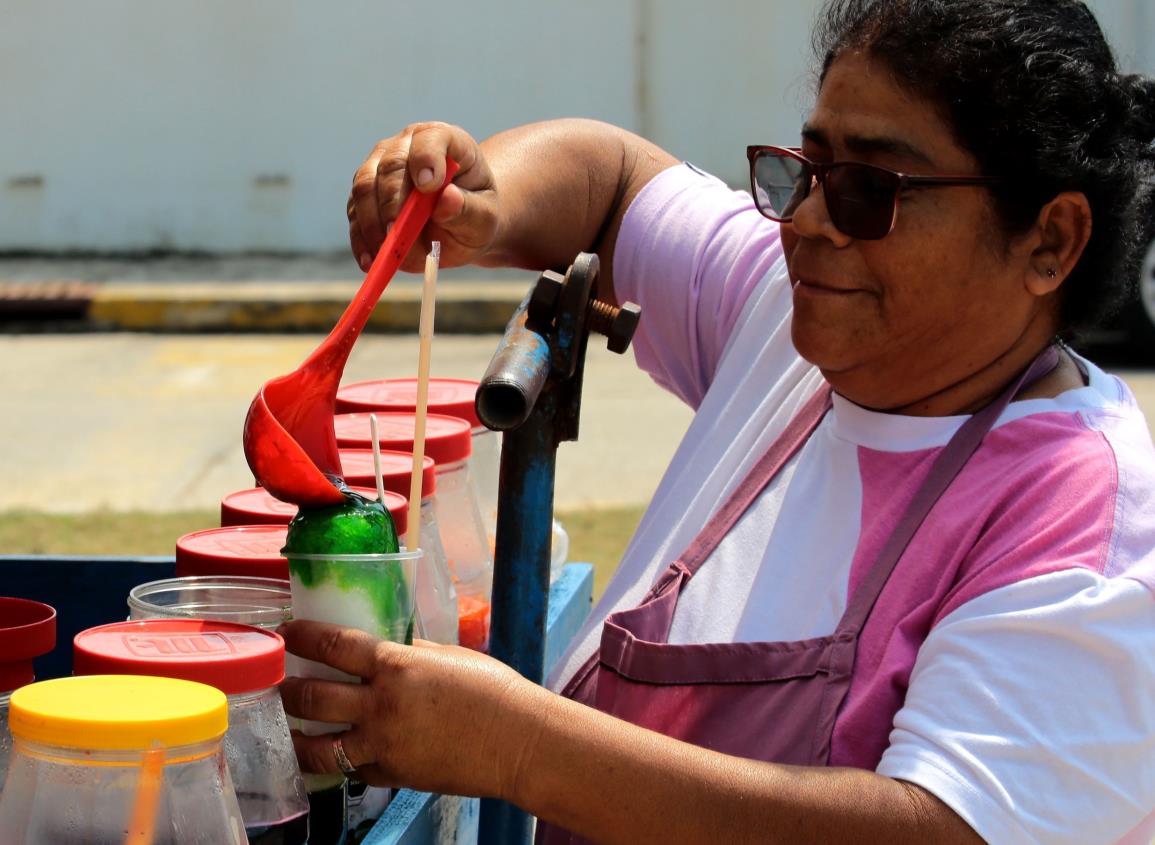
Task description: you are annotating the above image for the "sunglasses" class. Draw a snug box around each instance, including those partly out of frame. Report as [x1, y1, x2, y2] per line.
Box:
[746, 145, 1001, 240]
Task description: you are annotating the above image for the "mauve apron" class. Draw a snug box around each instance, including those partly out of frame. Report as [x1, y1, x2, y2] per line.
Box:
[536, 346, 1060, 844]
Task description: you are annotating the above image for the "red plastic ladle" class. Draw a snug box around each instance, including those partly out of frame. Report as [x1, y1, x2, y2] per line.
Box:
[243, 159, 459, 506]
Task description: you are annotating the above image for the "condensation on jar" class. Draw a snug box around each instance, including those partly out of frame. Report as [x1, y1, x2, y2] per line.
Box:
[73, 619, 310, 844]
[0, 675, 246, 844]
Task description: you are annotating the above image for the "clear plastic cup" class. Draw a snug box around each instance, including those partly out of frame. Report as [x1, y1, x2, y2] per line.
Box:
[284, 549, 421, 799]
[339, 448, 459, 646]
[286, 549, 421, 648]
[0, 675, 246, 844]
[128, 575, 293, 630]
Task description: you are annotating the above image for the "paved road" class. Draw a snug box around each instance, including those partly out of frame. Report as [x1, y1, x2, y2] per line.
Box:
[0, 333, 694, 513]
[4, 333, 1154, 515]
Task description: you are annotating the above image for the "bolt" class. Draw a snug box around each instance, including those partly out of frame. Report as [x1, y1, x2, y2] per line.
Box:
[588, 299, 641, 354]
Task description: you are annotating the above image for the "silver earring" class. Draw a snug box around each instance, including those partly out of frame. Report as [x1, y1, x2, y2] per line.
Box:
[1046, 268, 1058, 279]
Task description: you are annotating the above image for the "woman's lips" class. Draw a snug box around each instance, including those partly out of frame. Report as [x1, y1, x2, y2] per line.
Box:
[793, 277, 865, 296]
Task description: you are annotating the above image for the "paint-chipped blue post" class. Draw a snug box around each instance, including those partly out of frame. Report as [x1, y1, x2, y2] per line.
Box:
[476, 255, 639, 845]
[479, 390, 558, 844]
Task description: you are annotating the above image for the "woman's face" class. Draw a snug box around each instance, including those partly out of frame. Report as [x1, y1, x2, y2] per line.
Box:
[781, 51, 1053, 411]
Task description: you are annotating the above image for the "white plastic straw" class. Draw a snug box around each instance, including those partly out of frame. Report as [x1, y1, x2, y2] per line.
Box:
[369, 413, 386, 505]
[407, 241, 440, 551]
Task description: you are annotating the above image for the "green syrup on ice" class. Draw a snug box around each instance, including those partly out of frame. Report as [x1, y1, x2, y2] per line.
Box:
[283, 490, 412, 641]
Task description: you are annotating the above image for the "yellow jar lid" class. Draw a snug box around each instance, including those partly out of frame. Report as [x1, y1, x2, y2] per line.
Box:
[9, 675, 228, 750]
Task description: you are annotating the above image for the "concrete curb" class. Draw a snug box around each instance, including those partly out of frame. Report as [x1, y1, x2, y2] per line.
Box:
[1, 278, 531, 333]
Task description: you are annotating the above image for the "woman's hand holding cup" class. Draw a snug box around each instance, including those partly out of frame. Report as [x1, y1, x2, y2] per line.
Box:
[278, 619, 553, 802]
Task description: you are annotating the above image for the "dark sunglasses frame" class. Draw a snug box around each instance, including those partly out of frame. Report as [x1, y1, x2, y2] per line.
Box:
[746, 145, 1002, 240]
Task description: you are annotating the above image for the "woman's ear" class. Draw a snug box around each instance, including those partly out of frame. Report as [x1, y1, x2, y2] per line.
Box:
[1026, 191, 1093, 296]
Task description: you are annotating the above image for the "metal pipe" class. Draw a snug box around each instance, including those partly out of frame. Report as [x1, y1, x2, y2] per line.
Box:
[476, 294, 551, 431]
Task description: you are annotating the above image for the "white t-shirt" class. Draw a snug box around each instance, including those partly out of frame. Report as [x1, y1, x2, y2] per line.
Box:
[548, 163, 1155, 844]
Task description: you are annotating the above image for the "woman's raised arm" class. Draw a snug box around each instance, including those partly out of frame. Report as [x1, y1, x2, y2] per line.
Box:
[347, 118, 678, 304]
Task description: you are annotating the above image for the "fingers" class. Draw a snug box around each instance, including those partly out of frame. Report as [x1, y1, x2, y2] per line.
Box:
[406, 123, 483, 193]
[349, 136, 409, 266]
[280, 675, 370, 725]
[278, 619, 384, 678]
[292, 728, 373, 777]
[346, 122, 492, 271]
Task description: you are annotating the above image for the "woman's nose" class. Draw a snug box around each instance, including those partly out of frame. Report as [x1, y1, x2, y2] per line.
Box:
[790, 179, 852, 247]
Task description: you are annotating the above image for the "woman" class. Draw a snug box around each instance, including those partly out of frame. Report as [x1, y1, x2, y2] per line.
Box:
[280, 1, 1155, 841]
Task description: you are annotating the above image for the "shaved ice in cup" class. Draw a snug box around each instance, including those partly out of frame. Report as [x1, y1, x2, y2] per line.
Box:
[282, 494, 417, 795]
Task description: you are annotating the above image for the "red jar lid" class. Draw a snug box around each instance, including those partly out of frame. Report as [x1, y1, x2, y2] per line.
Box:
[334, 412, 472, 466]
[339, 448, 436, 498]
[175, 525, 290, 580]
[220, 486, 409, 537]
[336, 378, 481, 428]
[73, 619, 284, 695]
[220, 487, 298, 526]
[0, 597, 56, 692]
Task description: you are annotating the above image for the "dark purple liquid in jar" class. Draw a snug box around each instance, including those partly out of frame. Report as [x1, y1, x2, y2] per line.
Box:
[245, 811, 309, 845]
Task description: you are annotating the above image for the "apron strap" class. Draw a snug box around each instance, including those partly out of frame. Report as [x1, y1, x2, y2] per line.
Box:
[679, 384, 834, 576]
[835, 344, 1061, 635]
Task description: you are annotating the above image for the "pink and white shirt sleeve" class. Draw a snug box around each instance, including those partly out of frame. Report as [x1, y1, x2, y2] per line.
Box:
[613, 162, 783, 409]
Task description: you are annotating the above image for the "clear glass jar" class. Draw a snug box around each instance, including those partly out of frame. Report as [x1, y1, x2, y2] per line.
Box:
[469, 425, 570, 583]
[415, 496, 459, 645]
[128, 575, 292, 630]
[433, 457, 493, 651]
[73, 619, 309, 844]
[469, 425, 501, 544]
[225, 687, 309, 844]
[0, 691, 10, 794]
[0, 735, 245, 843]
[0, 675, 246, 844]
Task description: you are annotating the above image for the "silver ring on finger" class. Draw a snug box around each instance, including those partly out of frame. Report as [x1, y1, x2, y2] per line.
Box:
[332, 734, 358, 778]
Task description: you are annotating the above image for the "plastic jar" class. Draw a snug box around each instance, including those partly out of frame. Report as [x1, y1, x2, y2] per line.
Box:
[336, 377, 570, 582]
[340, 448, 458, 645]
[336, 413, 492, 650]
[121, 582, 346, 844]
[73, 620, 309, 843]
[128, 575, 292, 630]
[221, 486, 408, 537]
[176, 524, 290, 580]
[337, 378, 500, 532]
[0, 597, 56, 794]
[0, 674, 245, 843]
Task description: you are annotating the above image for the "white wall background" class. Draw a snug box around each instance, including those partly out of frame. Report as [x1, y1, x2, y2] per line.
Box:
[0, 0, 820, 252]
[0, 1, 1146, 253]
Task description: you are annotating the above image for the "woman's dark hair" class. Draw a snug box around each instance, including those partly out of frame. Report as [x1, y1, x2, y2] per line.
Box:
[815, 0, 1155, 334]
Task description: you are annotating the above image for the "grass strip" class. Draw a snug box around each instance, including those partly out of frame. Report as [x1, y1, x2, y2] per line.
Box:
[0, 505, 645, 600]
